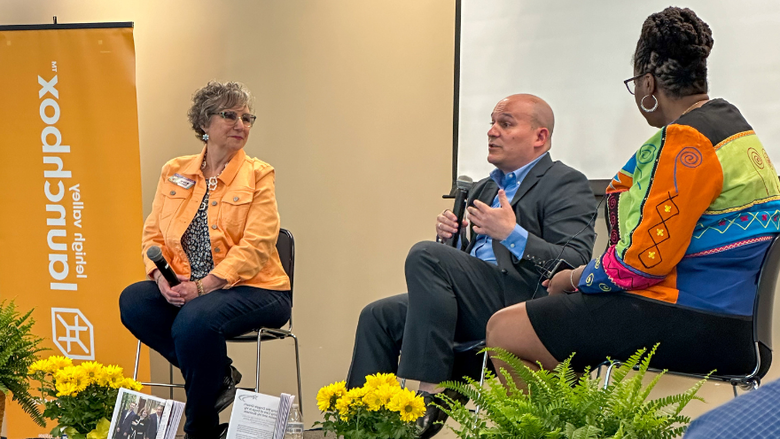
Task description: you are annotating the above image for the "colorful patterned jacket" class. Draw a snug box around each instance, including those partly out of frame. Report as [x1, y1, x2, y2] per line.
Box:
[578, 99, 780, 316]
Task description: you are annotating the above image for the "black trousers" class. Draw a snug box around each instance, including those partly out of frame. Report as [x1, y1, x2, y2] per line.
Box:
[346, 241, 535, 388]
[119, 281, 291, 438]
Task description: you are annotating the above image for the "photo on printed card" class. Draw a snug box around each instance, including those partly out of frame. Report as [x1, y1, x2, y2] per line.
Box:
[108, 388, 175, 439]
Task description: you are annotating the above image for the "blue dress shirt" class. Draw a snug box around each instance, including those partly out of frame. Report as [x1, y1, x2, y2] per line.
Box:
[470, 153, 547, 264]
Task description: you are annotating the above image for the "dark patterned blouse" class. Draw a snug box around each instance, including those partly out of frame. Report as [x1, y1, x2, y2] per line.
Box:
[181, 190, 215, 281]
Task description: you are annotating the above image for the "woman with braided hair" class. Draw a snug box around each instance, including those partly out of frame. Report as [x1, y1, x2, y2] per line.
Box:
[486, 7, 780, 379]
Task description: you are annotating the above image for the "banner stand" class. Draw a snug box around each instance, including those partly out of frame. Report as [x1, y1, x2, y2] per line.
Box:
[0, 20, 148, 438]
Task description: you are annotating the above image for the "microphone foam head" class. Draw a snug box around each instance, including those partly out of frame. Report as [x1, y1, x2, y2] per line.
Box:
[147, 245, 163, 262]
[456, 175, 474, 190]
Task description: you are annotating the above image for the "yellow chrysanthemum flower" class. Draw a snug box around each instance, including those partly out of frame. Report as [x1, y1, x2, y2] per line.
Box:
[364, 372, 401, 390]
[114, 377, 143, 391]
[317, 381, 347, 412]
[333, 387, 369, 420]
[98, 365, 125, 387]
[376, 383, 399, 405]
[55, 381, 80, 397]
[78, 361, 105, 386]
[362, 390, 384, 412]
[335, 394, 354, 421]
[347, 387, 368, 402]
[361, 383, 399, 411]
[387, 388, 426, 423]
[54, 365, 90, 393]
[28, 358, 50, 374]
[47, 356, 74, 373]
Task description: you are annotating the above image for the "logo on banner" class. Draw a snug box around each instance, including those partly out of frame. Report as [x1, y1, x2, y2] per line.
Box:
[51, 308, 95, 360]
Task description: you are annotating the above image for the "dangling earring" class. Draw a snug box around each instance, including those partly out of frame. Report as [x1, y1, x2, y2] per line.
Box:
[641, 94, 658, 113]
[202, 133, 209, 142]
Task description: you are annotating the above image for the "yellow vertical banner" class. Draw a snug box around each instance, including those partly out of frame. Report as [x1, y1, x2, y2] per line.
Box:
[0, 24, 148, 437]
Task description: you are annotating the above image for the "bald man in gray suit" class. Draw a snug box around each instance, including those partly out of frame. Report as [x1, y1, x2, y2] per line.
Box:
[346, 94, 597, 438]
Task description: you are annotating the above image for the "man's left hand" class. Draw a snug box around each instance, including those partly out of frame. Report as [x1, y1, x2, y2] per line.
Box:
[468, 189, 516, 241]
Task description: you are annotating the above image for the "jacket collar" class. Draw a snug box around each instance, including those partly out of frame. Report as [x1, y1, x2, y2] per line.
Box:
[180, 146, 245, 186]
[510, 152, 553, 204]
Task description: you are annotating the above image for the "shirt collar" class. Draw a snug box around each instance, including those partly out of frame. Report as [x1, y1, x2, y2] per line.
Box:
[489, 152, 548, 189]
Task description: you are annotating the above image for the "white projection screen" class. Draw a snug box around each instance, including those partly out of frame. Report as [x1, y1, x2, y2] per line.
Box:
[455, 0, 780, 187]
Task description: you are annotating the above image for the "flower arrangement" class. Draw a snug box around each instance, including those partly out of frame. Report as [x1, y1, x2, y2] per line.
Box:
[28, 356, 143, 439]
[315, 373, 426, 439]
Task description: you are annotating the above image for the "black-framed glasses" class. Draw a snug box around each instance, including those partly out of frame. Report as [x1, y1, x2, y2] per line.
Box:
[623, 73, 648, 95]
[217, 110, 257, 127]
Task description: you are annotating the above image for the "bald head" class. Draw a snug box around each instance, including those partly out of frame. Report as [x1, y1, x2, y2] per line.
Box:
[487, 94, 555, 173]
[500, 94, 555, 146]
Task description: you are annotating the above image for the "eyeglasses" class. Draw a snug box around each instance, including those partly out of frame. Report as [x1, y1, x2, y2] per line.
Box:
[623, 73, 649, 95]
[216, 110, 257, 127]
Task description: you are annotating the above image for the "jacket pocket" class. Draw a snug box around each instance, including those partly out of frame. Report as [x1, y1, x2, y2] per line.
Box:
[220, 189, 253, 230]
[159, 184, 189, 229]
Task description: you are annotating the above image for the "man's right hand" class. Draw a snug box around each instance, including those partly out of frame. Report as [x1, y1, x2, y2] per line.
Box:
[436, 209, 468, 241]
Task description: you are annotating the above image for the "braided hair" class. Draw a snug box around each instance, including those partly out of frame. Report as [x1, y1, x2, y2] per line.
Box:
[633, 7, 714, 98]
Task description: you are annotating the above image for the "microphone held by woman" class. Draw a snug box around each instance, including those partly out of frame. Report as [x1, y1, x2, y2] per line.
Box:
[146, 245, 180, 286]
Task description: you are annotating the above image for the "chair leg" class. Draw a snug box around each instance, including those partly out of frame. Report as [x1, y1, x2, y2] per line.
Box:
[169, 362, 175, 400]
[602, 362, 619, 390]
[478, 350, 488, 387]
[474, 350, 488, 417]
[133, 340, 142, 380]
[292, 333, 304, 416]
[400, 378, 407, 389]
[733, 384, 739, 399]
[255, 332, 263, 393]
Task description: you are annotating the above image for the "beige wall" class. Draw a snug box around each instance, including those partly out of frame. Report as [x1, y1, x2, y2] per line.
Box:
[2, 1, 779, 435]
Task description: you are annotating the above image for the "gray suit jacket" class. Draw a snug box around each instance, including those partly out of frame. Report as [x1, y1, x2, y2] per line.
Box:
[464, 154, 597, 295]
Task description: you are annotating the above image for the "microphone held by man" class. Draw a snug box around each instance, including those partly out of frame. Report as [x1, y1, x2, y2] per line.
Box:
[445, 176, 474, 247]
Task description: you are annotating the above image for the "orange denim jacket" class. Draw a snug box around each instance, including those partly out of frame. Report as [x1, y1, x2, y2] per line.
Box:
[142, 147, 290, 291]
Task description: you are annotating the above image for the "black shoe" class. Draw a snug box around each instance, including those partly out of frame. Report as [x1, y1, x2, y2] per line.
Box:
[215, 366, 242, 413]
[415, 389, 469, 439]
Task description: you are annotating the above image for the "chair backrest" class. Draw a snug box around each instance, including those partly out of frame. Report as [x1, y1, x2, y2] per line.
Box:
[753, 234, 780, 376]
[276, 228, 295, 305]
[753, 235, 780, 342]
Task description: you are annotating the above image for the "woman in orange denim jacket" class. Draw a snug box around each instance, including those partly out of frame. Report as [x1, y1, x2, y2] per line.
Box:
[120, 81, 291, 439]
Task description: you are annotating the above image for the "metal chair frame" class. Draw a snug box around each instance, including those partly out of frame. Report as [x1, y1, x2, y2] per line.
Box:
[598, 234, 780, 398]
[132, 228, 304, 414]
[452, 340, 488, 416]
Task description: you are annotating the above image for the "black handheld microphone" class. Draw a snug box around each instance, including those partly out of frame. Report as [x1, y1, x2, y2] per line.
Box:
[446, 176, 474, 248]
[147, 245, 180, 286]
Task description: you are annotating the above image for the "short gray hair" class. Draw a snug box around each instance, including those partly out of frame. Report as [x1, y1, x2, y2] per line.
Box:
[187, 81, 254, 140]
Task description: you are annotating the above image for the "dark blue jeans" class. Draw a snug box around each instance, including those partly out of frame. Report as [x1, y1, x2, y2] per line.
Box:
[119, 281, 291, 438]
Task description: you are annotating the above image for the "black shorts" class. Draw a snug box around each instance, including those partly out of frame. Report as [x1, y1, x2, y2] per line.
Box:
[525, 292, 755, 375]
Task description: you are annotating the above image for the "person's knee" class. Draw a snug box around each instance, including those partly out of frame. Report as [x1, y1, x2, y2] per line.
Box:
[356, 295, 407, 341]
[405, 241, 440, 270]
[358, 299, 391, 330]
[486, 306, 514, 350]
[119, 282, 150, 326]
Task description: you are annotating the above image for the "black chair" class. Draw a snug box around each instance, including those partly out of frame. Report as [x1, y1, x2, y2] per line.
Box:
[601, 234, 780, 397]
[132, 228, 303, 412]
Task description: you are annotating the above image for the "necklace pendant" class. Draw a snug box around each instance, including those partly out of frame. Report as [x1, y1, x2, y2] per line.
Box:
[208, 177, 218, 191]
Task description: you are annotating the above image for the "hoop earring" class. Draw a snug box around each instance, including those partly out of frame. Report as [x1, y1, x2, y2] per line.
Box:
[641, 94, 658, 113]
[202, 133, 209, 142]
